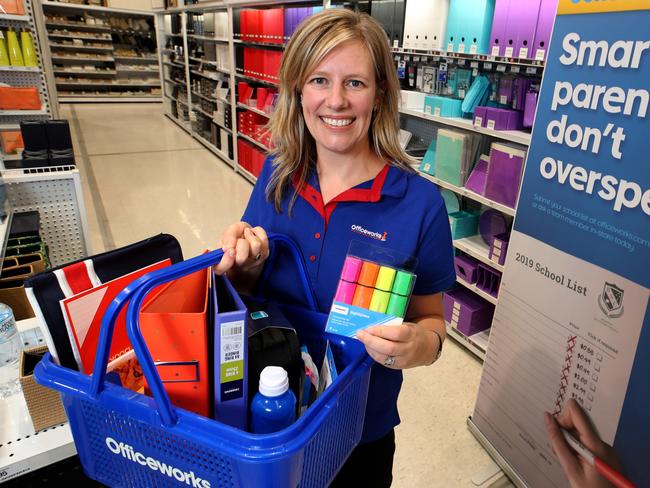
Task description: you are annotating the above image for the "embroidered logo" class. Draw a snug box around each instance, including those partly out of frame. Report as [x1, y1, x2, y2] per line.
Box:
[351, 225, 388, 241]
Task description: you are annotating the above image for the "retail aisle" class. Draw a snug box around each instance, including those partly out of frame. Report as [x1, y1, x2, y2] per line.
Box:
[63, 103, 511, 488]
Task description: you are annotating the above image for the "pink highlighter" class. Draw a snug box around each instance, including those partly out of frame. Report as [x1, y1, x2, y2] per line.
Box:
[334, 256, 363, 304]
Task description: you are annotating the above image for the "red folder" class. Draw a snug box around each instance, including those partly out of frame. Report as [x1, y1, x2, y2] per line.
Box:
[263, 8, 284, 44]
[140, 266, 211, 417]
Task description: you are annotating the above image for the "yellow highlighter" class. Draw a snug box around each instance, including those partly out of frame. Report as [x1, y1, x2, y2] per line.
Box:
[368, 266, 396, 313]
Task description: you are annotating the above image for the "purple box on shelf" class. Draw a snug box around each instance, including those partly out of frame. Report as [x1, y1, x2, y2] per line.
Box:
[465, 154, 489, 195]
[532, 0, 558, 61]
[484, 107, 524, 131]
[476, 264, 502, 298]
[443, 288, 495, 336]
[454, 255, 481, 284]
[523, 91, 538, 128]
[512, 78, 532, 111]
[489, 232, 510, 266]
[473, 106, 488, 127]
[485, 142, 526, 208]
[510, 0, 541, 59]
[489, 0, 510, 57]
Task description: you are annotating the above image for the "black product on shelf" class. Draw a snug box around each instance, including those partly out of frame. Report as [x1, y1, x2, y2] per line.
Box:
[20, 121, 48, 152]
[370, 0, 406, 48]
[46, 119, 74, 151]
[9, 211, 40, 239]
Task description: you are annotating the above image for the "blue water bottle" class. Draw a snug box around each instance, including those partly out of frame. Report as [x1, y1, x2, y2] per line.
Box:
[251, 366, 296, 434]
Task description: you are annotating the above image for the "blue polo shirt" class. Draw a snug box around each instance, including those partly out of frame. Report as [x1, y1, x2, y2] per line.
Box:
[242, 157, 456, 443]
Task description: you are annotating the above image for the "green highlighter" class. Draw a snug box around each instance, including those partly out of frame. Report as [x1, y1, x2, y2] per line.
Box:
[386, 270, 415, 318]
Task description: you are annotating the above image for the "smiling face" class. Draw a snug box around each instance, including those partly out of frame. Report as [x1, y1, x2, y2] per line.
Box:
[301, 40, 379, 162]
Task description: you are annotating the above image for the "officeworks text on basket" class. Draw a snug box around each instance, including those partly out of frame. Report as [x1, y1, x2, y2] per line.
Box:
[105, 437, 210, 488]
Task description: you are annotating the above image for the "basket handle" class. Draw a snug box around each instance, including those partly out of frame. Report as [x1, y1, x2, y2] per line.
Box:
[89, 233, 316, 427]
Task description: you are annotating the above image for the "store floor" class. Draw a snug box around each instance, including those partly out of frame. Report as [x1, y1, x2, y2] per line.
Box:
[61, 102, 513, 488]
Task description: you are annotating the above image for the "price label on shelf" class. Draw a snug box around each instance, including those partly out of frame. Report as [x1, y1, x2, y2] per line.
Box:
[470, 44, 478, 55]
[497, 64, 506, 72]
[457, 59, 466, 66]
[471, 61, 479, 68]
[484, 62, 493, 70]
[447, 43, 454, 52]
[473, 68, 479, 76]
[511, 65, 521, 73]
[393, 39, 399, 49]
[526, 67, 538, 75]
[414, 56, 421, 62]
[491, 46, 500, 57]
[458, 43, 466, 53]
[535, 49, 546, 61]
[487, 119, 496, 130]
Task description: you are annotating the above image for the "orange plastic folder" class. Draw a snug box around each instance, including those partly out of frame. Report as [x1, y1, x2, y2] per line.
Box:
[140, 266, 210, 417]
[60, 259, 171, 384]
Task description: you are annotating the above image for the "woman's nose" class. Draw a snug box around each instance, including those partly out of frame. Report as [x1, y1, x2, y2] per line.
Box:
[326, 84, 347, 110]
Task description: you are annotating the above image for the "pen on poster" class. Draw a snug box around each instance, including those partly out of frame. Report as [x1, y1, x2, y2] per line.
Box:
[561, 429, 636, 488]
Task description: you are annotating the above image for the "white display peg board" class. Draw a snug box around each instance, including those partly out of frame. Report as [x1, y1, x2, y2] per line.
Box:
[2, 167, 90, 266]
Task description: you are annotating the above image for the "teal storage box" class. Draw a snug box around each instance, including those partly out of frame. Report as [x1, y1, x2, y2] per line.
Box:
[446, 0, 496, 54]
[449, 211, 479, 239]
[419, 138, 437, 176]
[424, 96, 463, 118]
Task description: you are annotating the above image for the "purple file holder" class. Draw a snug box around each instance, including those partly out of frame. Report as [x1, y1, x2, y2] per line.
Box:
[510, 0, 541, 59]
[473, 106, 488, 127]
[484, 143, 526, 208]
[489, 232, 510, 266]
[489, 0, 510, 57]
[465, 155, 489, 195]
[454, 255, 481, 284]
[476, 264, 502, 298]
[512, 78, 532, 111]
[485, 107, 524, 131]
[533, 0, 558, 61]
[443, 288, 495, 336]
[523, 91, 538, 128]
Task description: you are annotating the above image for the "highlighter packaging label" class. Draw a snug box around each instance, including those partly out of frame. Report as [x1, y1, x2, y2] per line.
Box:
[326, 241, 417, 339]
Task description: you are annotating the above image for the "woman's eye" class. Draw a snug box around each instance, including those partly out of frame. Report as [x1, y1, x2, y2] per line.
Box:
[310, 77, 326, 85]
[348, 80, 364, 88]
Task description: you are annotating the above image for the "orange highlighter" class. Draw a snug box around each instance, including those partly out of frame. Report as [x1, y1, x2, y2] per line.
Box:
[352, 261, 380, 308]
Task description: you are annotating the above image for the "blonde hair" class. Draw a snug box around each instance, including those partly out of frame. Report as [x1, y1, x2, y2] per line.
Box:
[265, 8, 415, 212]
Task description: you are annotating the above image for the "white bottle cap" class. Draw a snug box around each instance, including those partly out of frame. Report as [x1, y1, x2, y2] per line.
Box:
[259, 366, 289, 397]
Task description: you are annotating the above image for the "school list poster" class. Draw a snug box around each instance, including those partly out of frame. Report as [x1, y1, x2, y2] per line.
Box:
[472, 1, 650, 487]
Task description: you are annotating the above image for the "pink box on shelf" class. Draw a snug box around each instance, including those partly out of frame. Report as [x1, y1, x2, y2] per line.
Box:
[454, 255, 481, 284]
[484, 107, 523, 131]
[489, 232, 510, 266]
[443, 288, 495, 336]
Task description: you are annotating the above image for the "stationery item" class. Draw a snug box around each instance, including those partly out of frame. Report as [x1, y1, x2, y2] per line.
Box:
[419, 138, 437, 176]
[0, 33, 9, 66]
[479, 209, 509, 247]
[386, 270, 415, 318]
[510, 0, 541, 59]
[449, 210, 480, 239]
[512, 77, 532, 111]
[6, 28, 23, 66]
[369, 266, 396, 313]
[489, 232, 510, 266]
[443, 288, 495, 336]
[251, 366, 296, 434]
[434, 128, 481, 186]
[317, 340, 338, 394]
[0, 87, 40, 110]
[462, 76, 490, 115]
[351, 260, 380, 309]
[484, 143, 527, 208]
[400, 89, 426, 111]
[25, 234, 183, 371]
[464, 155, 490, 195]
[489, 0, 511, 56]
[334, 256, 362, 304]
[523, 89, 539, 128]
[454, 255, 481, 284]
[440, 189, 460, 214]
[210, 271, 247, 428]
[424, 95, 462, 118]
[20, 30, 37, 67]
[532, 0, 558, 61]
[484, 107, 524, 131]
[473, 106, 488, 128]
[299, 345, 318, 415]
[561, 430, 636, 488]
[403, 0, 449, 50]
[446, 0, 495, 54]
[476, 264, 502, 297]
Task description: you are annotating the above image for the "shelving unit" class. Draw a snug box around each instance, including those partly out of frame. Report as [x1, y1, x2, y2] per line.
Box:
[0, 0, 57, 170]
[37, 1, 162, 102]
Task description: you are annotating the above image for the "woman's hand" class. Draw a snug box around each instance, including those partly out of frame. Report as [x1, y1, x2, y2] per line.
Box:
[545, 399, 623, 488]
[214, 222, 269, 276]
[356, 322, 439, 369]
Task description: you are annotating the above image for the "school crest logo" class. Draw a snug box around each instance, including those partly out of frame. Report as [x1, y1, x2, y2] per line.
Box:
[598, 282, 624, 318]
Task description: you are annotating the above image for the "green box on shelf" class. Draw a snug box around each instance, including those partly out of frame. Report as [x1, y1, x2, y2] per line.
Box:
[448, 210, 479, 239]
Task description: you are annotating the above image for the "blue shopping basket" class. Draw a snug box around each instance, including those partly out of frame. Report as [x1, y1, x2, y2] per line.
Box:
[34, 234, 374, 488]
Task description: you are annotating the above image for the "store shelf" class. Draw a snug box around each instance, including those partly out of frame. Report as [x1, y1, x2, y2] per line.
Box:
[46, 21, 111, 32]
[0, 152, 22, 161]
[49, 43, 114, 52]
[237, 165, 257, 184]
[54, 69, 117, 76]
[392, 47, 545, 69]
[165, 94, 189, 107]
[164, 112, 191, 133]
[164, 77, 184, 86]
[194, 133, 234, 168]
[56, 81, 160, 87]
[60, 95, 161, 102]
[192, 90, 217, 102]
[116, 67, 159, 74]
[236, 102, 271, 119]
[41, 1, 151, 15]
[419, 172, 517, 217]
[0, 13, 30, 22]
[0, 318, 76, 483]
[0, 209, 12, 263]
[0, 66, 40, 73]
[238, 133, 270, 152]
[235, 73, 278, 87]
[233, 39, 285, 49]
[0, 108, 48, 116]
[113, 56, 158, 63]
[191, 69, 228, 80]
[446, 322, 489, 361]
[0, 124, 19, 130]
[453, 235, 505, 273]
[188, 34, 228, 43]
[457, 277, 499, 305]
[51, 55, 114, 62]
[163, 60, 185, 68]
[400, 107, 531, 146]
[48, 32, 112, 41]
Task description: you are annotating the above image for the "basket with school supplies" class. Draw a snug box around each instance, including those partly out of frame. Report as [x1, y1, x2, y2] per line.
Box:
[34, 234, 374, 488]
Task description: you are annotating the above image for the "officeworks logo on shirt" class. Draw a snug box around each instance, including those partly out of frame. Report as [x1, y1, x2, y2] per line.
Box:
[350, 224, 388, 241]
[105, 437, 210, 488]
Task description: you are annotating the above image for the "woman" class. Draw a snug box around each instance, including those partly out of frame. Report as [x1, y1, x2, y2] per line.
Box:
[217, 9, 455, 486]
